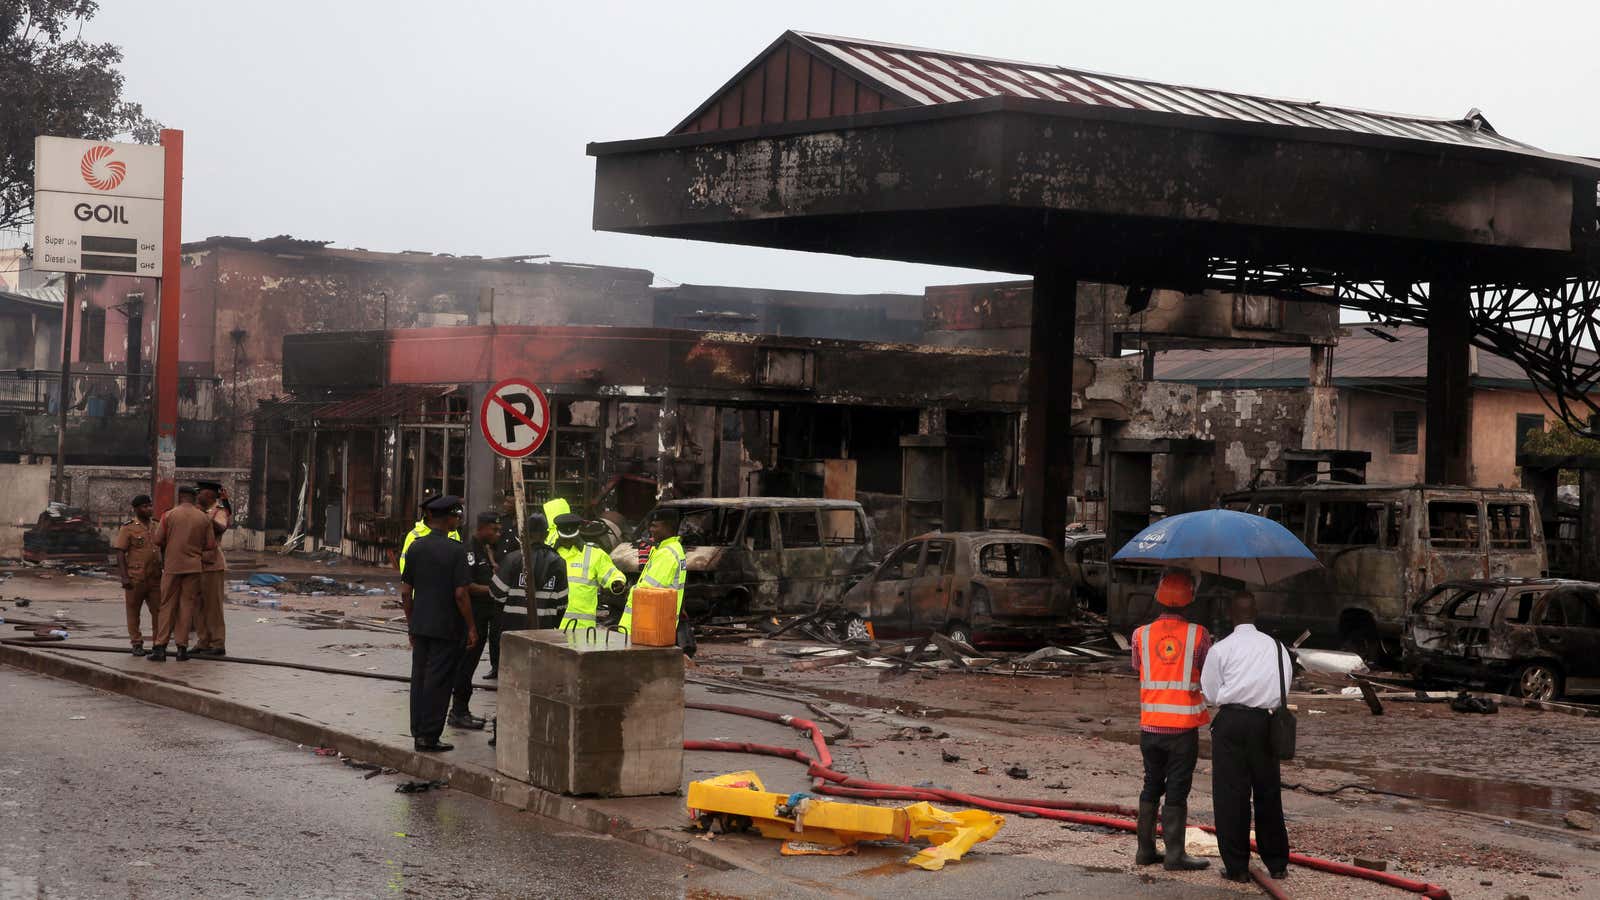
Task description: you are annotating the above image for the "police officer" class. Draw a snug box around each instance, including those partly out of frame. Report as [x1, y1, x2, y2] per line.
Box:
[488, 511, 568, 677]
[151, 486, 217, 662]
[618, 508, 692, 654]
[494, 491, 521, 558]
[553, 513, 624, 630]
[541, 497, 571, 546]
[399, 496, 461, 573]
[113, 494, 162, 656]
[400, 495, 475, 753]
[193, 479, 231, 656]
[448, 512, 501, 730]
[1131, 571, 1212, 871]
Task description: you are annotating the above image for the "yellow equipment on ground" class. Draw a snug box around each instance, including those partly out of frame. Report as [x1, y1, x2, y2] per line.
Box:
[686, 771, 1004, 871]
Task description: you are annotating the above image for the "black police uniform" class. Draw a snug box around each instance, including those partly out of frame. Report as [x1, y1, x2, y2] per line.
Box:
[492, 542, 568, 632]
[402, 525, 470, 745]
[450, 537, 499, 720]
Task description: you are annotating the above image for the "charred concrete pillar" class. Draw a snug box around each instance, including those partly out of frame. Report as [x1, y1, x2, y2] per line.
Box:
[1582, 469, 1600, 582]
[1303, 344, 1338, 450]
[1426, 278, 1474, 486]
[1023, 269, 1076, 548]
[466, 382, 497, 522]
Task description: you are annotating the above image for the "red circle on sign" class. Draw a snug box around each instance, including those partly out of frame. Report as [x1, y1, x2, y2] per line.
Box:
[479, 377, 551, 459]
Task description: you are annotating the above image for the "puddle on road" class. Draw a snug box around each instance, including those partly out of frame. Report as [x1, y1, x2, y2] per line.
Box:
[768, 679, 1598, 825]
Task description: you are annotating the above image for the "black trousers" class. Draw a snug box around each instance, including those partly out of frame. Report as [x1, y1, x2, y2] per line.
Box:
[1139, 728, 1199, 806]
[410, 635, 463, 741]
[452, 607, 496, 714]
[487, 610, 505, 671]
[1210, 706, 1290, 874]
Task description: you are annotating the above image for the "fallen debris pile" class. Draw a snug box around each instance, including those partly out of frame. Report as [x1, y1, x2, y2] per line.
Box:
[748, 623, 1130, 677]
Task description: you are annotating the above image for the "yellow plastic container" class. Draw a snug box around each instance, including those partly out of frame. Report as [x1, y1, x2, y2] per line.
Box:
[629, 586, 678, 646]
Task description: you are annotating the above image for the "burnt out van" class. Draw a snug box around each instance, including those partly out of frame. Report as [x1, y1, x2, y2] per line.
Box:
[609, 498, 878, 618]
[1109, 484, 1546, 663]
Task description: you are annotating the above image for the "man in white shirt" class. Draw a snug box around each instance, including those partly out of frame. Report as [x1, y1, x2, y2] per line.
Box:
[1199, 590, 1292, 883]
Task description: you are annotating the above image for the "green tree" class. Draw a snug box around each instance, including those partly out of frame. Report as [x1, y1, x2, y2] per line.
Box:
[0, 1, 161, 232]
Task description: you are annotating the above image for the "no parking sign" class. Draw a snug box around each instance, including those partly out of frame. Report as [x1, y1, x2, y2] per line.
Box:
[479, 378, 551, 458]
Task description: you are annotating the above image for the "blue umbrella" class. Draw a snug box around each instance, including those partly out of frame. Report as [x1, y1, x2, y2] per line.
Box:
[1111, 508, 1321, 586]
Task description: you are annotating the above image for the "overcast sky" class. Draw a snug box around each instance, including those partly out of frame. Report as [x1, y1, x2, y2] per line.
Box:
[44, 0, 1600, 294]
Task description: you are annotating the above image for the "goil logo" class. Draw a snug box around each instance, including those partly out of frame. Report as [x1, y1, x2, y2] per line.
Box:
[79, 145, 126, 191]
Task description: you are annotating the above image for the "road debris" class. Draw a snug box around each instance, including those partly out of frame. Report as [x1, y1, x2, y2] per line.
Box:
[395, 779, 448, 794]
[687, 770, 1004, 871]
[1564, 810, 1597, 831]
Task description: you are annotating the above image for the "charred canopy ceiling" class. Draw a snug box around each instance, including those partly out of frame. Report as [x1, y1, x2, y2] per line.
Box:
[590, 31, 1600, 432]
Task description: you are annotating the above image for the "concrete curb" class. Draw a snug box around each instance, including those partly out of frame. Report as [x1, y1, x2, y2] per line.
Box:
[0, 643, 736, 872]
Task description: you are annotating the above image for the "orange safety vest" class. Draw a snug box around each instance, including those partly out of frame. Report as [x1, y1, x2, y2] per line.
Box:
[1136, 618, 1210, 729]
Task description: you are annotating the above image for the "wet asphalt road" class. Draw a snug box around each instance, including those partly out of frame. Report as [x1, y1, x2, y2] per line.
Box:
[0, 669, 695, 899]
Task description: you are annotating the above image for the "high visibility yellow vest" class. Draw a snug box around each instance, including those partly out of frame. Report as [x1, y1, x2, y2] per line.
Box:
[398, 520, 461, 573]
[619, 536, 686, 632]
[542, 498, 571, 547]
[557, 542, 624, 630]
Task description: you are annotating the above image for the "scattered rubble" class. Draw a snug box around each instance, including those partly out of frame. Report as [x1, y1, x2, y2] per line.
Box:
[1564, 810, 1596, 831]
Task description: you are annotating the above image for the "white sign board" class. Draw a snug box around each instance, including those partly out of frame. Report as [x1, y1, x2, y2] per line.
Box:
[32, 136, 165, 277]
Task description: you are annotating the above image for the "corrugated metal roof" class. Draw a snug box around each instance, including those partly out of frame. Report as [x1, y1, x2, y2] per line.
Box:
[790, 32, 1540, 155]
[1155, 325, 1554, 385]
[311, 385, 456, 422]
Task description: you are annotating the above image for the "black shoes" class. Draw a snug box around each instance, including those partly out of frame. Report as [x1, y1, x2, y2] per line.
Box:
[414, 739, 454, 753]
[1269, 868, 1288, 880]
[448, 712, 487, 730]
[131, 645, 147, 657]
[175, 646, 190, 662]
[147, 646, 167, 662]
[484, 669, 497, 680]
[1134, 800, 1160, 866]
[1161, 804, 1209, 871]
[1220, 870, 1250, 883]
[192, 646, 226, 657]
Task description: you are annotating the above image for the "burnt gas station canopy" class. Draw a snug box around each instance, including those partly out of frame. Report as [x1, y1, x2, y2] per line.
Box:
[589, 31, 1600, 542]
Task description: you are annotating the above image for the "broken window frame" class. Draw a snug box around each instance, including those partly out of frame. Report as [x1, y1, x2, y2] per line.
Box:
[1310, 500, 1387, 549]
[778, 509, 823, 549]
[1426, 500, 1483, 551]
[1486, 503, 1533, 550]
[1390, 410, 1420, 455]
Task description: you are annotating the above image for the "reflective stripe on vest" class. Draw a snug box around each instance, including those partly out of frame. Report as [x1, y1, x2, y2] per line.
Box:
[1137, 620, 1209, 728]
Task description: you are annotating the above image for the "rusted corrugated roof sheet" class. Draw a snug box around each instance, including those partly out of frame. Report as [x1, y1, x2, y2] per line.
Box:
[311, 385, 456, 421]
[677, 31, 1543, 156]
[1155, 325, 1565, 386]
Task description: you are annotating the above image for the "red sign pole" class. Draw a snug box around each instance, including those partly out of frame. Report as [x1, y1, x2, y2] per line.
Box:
[151, 128, 183, 515]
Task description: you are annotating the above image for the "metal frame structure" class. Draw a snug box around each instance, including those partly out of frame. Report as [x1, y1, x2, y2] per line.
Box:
[1203, 259, 1600, 434]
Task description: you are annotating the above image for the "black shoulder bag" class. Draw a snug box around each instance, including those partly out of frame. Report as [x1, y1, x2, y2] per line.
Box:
[1271, 639, 1297, 760]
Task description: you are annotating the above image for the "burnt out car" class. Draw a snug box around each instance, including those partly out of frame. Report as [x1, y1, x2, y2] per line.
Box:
[1405, 578, 1600, 701]
[840, 531, 1078, 648]
[1062, 532, 1107, 613]
[609, 498, 877, 618]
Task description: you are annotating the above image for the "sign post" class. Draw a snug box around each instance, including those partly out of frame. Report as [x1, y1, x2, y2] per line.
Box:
[480, 377, 551, 615]
[32, 133, 178, 512]
[153, 129, 183, 515]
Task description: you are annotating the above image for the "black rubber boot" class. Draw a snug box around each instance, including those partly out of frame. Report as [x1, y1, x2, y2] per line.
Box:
[1134, 800, 1161, 865]
[1162, 804, 1209, 871]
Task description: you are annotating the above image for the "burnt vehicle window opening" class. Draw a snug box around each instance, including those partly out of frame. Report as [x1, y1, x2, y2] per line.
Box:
[1445, 591, 1490, 621]
[923, 541, 953, 576]
[1417, 585, 1466, 617]
[1252, 501, 1308, 538]
[1081, 541, 1106, 564]
[1313, 501, 1385, 547]
[749, 512, 775, 550]
[1428, 501, 1482, 549]
[669, 507, 744, 549]
[1487, 504, 1532, 550]
[884, 542, 921, 580]
[1501, 590, 1538, 624]
[1542, 589, 1600, 627]
[780, 510, 822, 548]
[978, 543, 1052, 578]
[822, 509, 866, 545]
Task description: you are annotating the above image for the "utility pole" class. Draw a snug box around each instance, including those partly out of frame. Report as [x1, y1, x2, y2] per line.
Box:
[54, 274, 75, 502]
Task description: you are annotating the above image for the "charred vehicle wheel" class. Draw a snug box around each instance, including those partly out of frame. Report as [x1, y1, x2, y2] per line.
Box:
[1512, 662, 1563, 701]
[843, 615, 872, 643]
[945, 621, 973, 647]
[1339, 612, 1402, 669]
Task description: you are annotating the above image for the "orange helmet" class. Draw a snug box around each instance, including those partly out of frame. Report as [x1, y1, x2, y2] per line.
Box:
[1155, 571, 1195, 608]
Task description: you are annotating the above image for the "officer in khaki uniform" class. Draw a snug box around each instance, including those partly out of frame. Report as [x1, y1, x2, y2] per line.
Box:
[151, 485, 217, 662]
[194, 480, 231, 656]
[113, 494, 162, 656]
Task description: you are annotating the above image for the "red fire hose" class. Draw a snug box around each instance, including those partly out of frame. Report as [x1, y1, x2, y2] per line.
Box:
[685, 701, 1451, 900]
